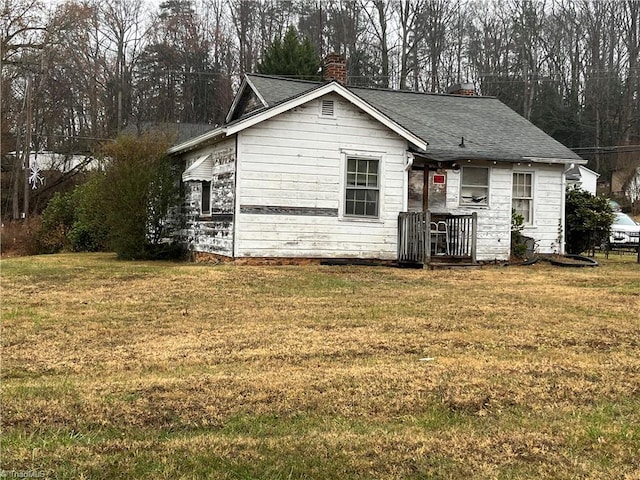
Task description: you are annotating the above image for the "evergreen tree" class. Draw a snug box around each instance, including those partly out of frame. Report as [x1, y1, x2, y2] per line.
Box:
[565, 187, 614, 255]
[257, 26, 321, 80]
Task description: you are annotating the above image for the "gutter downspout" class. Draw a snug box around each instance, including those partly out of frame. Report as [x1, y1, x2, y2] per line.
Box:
[560, 163, 575, 254]
[403, 152, 414, 212]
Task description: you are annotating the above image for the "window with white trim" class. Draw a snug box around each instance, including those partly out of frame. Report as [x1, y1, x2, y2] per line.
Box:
[460, 166, 489, 206]
[512, 172, 533, 224]
[201, 181, 211, 215]
[345, 157, 379, 217]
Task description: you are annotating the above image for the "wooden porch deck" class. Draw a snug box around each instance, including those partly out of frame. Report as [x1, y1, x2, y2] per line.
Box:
[398, 211, 478, 267]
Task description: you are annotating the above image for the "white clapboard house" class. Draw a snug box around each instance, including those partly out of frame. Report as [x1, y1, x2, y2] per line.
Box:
[169, 57, 585, 265]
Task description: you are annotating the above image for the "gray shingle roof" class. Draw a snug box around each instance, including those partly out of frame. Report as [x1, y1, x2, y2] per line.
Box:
[243, 74, 583, 164]
[246, 74, 321, 106]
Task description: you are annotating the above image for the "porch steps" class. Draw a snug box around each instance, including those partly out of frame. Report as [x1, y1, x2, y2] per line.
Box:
[397, 260, 480, 270]
[427, 262, 480, 270]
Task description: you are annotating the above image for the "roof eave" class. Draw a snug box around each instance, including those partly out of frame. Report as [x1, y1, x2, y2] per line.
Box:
[523, 156, 587, 165]
[411, 149, 587, 166]
[167, 127, 226, 155]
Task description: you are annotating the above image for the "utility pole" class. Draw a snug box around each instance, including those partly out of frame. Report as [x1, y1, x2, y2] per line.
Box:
[22, 75, 33, 220]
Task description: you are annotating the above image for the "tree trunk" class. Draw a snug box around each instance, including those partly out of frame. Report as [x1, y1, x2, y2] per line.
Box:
[22, 75, 32, 219]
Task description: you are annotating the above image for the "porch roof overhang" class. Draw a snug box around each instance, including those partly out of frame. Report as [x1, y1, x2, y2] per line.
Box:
[168, 127, 226, 155]
[409, 148, 587, 167]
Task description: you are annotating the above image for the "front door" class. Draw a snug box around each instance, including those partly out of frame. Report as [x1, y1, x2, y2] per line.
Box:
[408, 168, 447, 212]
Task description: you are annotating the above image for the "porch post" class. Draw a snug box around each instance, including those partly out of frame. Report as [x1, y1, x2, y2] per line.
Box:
[471, 212, 478, 263]
[425, 210, 431, 264]
[422, 167, 429, 212]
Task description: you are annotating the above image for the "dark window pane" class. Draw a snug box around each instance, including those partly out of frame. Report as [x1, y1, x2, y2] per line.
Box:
[201, 181, 211, 213]
[463, 167, 488, 186]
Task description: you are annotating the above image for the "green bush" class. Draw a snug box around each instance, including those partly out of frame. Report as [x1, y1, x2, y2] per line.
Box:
[37, 175, 109, 254]
[565, 186, 614, 254]
[510, 209, 528, 259]
[100, 132, 183, 260]
[32, 131, 183, 260]
[68, 175, 109, 252]
[39, 191, 76, 253]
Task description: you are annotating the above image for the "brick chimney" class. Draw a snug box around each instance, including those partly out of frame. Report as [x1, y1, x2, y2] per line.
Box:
[446, 83, 476, 96]
[324, 53, 347, 84]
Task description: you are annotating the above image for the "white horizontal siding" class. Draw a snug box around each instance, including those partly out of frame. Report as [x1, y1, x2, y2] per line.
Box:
[446, 164, 511, 261]
[523, 164, 565, 253]
[236, 94, 408, 259]
[444, 162, 566, 260]
[237, 216, 395, 258]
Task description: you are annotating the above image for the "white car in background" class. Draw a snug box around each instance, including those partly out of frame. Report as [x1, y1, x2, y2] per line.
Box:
[609, 212, 640, 246]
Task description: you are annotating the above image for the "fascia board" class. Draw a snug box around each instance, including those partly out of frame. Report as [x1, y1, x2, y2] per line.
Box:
[167, 127, 226, 155]
[523, 156, 588, 165]
[225, 82, 429, 151]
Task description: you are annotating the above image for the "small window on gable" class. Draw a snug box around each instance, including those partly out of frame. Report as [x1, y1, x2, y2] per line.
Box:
[201, 181, 211, 215]
[320, 99, 335, 118]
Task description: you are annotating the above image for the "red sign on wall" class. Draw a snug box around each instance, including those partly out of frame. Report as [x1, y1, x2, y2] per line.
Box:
[433, 174, 446, 184]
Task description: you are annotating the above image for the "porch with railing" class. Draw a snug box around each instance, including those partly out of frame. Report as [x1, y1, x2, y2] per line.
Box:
[397, 211, 478, 266]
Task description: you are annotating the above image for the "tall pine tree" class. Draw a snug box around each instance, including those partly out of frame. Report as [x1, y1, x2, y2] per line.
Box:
[257, 26, 321, 81]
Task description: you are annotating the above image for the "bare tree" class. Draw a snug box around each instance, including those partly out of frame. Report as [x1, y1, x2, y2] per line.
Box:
[417, 0, 455, 92]
[1, 0, 46, 218]
[100, 0, 147, 134]
[228, 0, 257, 75]
[361, 0, 392, 87]
[395, 0, 423, 90]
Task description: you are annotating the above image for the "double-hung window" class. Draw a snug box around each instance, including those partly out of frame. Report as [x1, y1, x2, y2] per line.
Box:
[460, 166, 489, 206]
[345, 157, 379, 218]
[201, 181, 211, 215]
[512, 172, 533, 224]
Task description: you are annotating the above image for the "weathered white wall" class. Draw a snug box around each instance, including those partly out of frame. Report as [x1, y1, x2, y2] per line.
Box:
[523, 164, 565, 254]
[445, 162, 565, 260]
[177, 95, 568, 262]
[235, 93, 408, 259]
[181, 137, 236, 256]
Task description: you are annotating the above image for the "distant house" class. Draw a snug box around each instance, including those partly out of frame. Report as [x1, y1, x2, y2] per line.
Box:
[168, 59, 585, 265]
[612, 167, 640, 204]
[566, 165, 600, 195]
[8, 151, 99, 173]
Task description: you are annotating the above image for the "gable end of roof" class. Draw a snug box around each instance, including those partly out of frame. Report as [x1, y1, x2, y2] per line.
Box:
[225, 80, 429, 150]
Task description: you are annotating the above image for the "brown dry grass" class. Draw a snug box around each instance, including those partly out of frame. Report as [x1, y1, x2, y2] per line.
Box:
[1, 253, 639, 479]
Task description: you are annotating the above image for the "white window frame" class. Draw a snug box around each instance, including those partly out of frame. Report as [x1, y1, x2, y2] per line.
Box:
[459, 166, 490, 207]
[343, 155, 381, 219]
[512, 171, 534, 225]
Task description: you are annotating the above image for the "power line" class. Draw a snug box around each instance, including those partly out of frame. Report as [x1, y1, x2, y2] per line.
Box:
[571, 145, 640, 151]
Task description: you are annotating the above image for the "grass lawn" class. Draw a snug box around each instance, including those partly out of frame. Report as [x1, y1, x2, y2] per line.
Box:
[1, 253, 639, 479]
